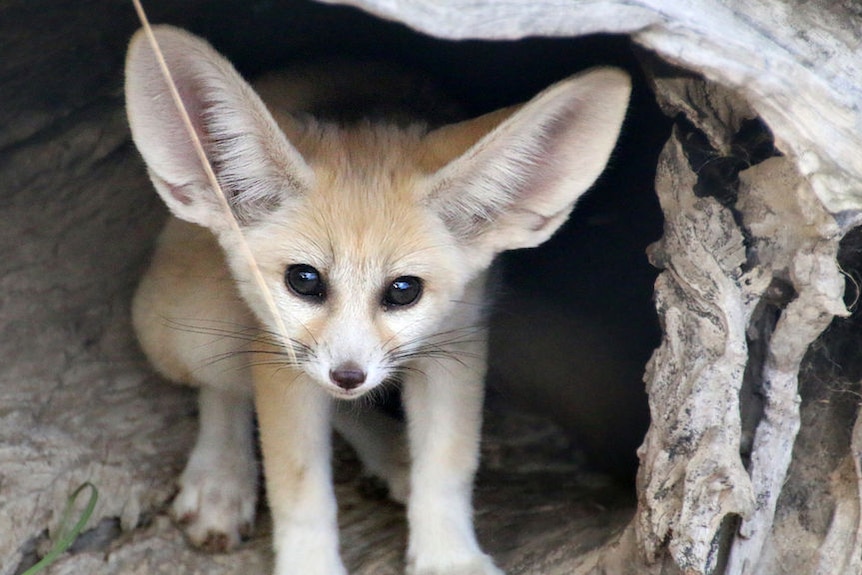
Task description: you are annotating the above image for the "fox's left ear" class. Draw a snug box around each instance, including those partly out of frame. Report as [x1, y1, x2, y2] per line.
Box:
[422, 68, 631, 264]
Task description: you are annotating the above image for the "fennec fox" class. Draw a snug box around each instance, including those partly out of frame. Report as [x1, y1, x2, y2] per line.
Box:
[126, 25, 630, 575]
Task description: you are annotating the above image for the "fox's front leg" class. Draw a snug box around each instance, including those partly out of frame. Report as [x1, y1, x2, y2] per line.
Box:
[254, 367, 346, 575]
[172, 386, 257, 551]
[404, 338, 503, 575]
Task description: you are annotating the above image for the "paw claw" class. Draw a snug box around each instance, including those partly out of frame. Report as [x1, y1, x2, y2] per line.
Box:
[174, 510, 196, 526]
[199, 531, 231, 554]
[238, 521, 254, 540]
[171, 460, 258, 552]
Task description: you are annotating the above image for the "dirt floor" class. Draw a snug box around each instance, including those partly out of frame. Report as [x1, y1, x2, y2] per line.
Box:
[8, 379, 634, 574]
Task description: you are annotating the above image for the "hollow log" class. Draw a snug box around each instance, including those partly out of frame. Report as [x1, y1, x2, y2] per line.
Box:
[2, 1, 861, 574]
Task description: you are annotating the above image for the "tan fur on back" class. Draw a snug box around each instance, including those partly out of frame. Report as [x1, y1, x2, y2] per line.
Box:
[132, 218, 252, 388]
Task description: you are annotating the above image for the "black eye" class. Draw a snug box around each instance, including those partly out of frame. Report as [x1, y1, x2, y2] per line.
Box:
[383, 276, 423, 308]
[286, 264, 326, 301]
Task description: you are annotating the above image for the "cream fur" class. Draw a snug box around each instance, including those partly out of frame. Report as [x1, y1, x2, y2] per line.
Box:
[126, 24, 630, 575]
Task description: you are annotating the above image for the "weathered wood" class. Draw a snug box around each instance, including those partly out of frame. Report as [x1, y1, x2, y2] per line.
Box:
[637, 128, 760, 574]
[727, 157, 847, 574]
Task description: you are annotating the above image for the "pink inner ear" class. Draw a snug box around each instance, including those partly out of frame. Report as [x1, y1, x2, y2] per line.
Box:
[167, 182, 195, 206]
[150, 67, 222, 202]
[526, 209, 561, 233]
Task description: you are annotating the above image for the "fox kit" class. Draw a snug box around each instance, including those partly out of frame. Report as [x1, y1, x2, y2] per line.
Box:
[126, 25, 630, 575]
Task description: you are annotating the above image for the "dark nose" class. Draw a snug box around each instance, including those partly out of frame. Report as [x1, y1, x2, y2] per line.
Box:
[329, 363, 366, 390]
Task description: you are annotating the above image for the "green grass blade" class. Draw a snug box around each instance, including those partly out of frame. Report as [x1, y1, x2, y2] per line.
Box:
[21, 482, 99, 575]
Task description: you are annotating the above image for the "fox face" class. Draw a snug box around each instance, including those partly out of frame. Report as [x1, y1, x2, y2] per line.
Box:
[231, 127, 476, 398]
[125, 25, 631, 400]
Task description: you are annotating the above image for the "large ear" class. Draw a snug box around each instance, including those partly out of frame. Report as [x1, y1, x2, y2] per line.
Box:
[125, 25, 313, 230]
[422, 67, 631, 264]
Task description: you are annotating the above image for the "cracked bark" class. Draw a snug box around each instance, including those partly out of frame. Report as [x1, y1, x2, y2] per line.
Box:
[628, 67, 853, 573]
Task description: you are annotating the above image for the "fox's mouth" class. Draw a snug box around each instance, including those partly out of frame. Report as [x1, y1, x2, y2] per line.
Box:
[325, 384, 368, 400]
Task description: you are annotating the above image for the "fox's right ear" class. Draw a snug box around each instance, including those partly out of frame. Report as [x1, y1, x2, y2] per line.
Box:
[125, 25, 313, 231]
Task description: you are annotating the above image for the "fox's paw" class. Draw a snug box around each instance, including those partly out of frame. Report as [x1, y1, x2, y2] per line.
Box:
[407, 553, 504, 575]
[171, 460, 257, 552]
